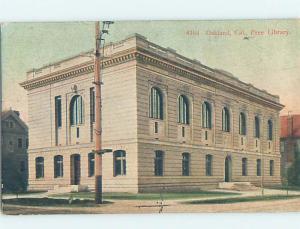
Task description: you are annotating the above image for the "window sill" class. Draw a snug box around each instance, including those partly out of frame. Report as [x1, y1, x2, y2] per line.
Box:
[178, 124, 190, 128]
[202, 127, 212, 130]
[70, 123, 85, 127]
[149, 117, 164, 121]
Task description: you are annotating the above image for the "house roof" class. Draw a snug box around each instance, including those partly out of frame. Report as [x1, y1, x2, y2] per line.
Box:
[1, 109, 28, 131]
[280, 114, 300, 138]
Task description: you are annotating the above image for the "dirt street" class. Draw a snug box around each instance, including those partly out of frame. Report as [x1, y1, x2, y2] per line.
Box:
[3, 197, 300, 215]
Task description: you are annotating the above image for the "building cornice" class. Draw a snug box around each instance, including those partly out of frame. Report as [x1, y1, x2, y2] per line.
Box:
[20, 46, 284, 110]
[135, 47, 284, 110]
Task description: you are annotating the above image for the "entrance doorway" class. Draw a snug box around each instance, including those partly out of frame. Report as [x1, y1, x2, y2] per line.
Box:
[225, 156, 232, 182]
[71, 154, 81, 185]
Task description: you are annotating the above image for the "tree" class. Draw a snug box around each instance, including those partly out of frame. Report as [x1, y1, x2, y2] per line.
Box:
[287, 150, 300, 186]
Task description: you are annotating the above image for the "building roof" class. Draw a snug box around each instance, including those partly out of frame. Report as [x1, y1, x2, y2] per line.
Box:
[20, 33, 284, 110]
[1, 109, 28, 131]
[280, 114, 300, 138]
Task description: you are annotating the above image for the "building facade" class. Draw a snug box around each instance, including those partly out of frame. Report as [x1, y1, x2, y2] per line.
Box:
[280, 114, 300, 177]
[1, 109, 28, 192]
[20, 34, 283, 193]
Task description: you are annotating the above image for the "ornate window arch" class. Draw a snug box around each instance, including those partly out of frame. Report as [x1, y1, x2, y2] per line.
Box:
[222, 107, 230, 132]
[149, 87, 163, 120]
[70, 95, 84, 125]
[202, 102, 212, 129]
[239, 112, 247, 135]
[254, 116, 260, 138]
[178, 95, 189, 124]
[267, 119, 273, 140]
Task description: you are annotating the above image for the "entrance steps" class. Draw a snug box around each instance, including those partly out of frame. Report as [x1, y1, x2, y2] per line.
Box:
[47, 185, 88, 194]
[218, 182, 260, 191]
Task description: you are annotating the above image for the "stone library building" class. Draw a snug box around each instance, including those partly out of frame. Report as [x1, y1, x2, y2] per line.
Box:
[20, 34, 283, 193]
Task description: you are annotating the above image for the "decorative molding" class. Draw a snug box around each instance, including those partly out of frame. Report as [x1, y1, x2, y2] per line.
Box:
[20, 47, 284, 110]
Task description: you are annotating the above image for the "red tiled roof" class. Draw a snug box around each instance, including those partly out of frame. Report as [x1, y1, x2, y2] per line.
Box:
[280, 114, 300, 138]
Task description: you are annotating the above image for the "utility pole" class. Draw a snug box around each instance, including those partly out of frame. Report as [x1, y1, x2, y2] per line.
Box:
[94, 21, 103, 204]
[94, 21, 113, 204]
[260, 121, 264, 196]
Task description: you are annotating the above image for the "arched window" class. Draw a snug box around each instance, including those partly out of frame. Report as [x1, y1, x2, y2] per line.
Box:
[114, 150, 126, 176]
[54, 155, 63, 178]
[182, 152, 190, 176]
[206, 154, 213, 176]
[88, 152, 95, 177]
[202, 102, 212, 129]
[149, 87, 163, 120]
[70, 95, 84, 125]
[222, 107, 230, 132]
[254, 116, 260, 138]
[178, 95, 189, 124]
[35, 157, 44, 179]
[154, 150, 164, 176]
[268, 119, 273, 140]
[239, 112, 247, 135]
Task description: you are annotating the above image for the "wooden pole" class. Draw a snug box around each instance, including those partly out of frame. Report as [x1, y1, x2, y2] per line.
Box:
[94, 21, 103, 204]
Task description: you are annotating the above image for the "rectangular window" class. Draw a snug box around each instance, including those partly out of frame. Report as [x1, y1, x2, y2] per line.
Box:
[206, 154, 213, 176]
[242, 158, 247, 176]
[270, 160, 274, 176]
[154, 151, 164, 176]
[241, 137, 244, 145]
[54, 155, 63, 178]
[18, 138, 22, 148]
[90, 87, 95, 123]
[55, 96, 62, 128]
[35, 157, 44, 179]
[205, 130, 208, 140]
[26, 138, 29, 149]
[257, 159, 261, 176]
[182, 153, 190, 176]
[77, 127, 80, 138]
[154, 122, 158, 134]
[114, 151, 126, 176]
[88, 153, 95, 177]
[182, 126, 185, 137]
[256, 140, 258, 147]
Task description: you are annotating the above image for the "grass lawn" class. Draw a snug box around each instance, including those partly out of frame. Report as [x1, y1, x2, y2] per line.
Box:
[185, 194, 300, 205]
[269, 185, 300, 191]
[2, 197, 110, 207]
[50, 190, 239, 200]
